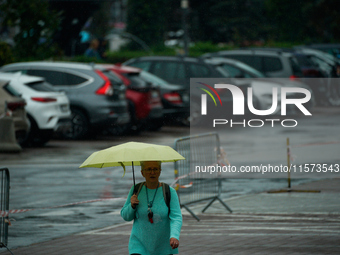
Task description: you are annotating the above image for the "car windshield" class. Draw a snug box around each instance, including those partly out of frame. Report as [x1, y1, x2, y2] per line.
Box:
[26, 81, 58, 92]
[289, 57, 304, 76]
[318, 51, 338, 62]
[294, 55, 317, 67]
[101, 70, 124, 85]
[4, 84, 21, 97]
[125, 74, 150, 88]
[234, 62, 266, 77]
[305, 49, 337, 65]
[214, 66, 231, 78]
[140, 71, 170, 85]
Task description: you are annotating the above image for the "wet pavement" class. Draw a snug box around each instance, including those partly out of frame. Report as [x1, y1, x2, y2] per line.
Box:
[0, 106, 339, 254]
[3, 178, 340, 255]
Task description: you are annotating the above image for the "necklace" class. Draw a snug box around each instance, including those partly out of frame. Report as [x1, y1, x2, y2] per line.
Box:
[145, 183, 159, 223]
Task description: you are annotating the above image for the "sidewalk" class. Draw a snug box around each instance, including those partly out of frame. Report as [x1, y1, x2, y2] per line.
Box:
[5, 178, 340, 255]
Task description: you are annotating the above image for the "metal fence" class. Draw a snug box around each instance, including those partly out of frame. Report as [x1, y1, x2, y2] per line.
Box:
[0, 168, 10, 247]
[174, 133, 232, 221]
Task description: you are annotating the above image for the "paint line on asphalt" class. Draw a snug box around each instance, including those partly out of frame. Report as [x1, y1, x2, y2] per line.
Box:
[78, 221, 132, 235]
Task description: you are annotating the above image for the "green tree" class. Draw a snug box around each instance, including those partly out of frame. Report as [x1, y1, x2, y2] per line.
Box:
[0, 42, 14, 66]
[265, 0, 310, 42]
[307, 0, 340, 42]
[88, 2, 111, 39]
[0, 0, 61, 60]
[126, 0, 173, 48]
[264, 0, 340, 43]
[189, 0, 270, 45]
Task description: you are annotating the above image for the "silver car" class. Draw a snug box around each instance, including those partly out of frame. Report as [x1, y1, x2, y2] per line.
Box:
[1, 61, 130, 139]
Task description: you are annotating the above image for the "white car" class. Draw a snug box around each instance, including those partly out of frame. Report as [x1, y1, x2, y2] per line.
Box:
[0, 72, 71, 146]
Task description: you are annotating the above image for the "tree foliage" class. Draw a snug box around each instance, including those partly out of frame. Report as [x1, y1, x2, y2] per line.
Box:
[265, 0, 340, 43]
[0, 0, 62, 60]
[126, 0, 173, 48]
[0, 42, 14, 66]
[190, 0, 268, 44]
[88, 2, 111, 39]
[126, 0, 340, 48]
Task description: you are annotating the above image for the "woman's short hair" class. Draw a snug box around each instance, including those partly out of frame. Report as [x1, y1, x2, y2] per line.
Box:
[140, 161, 161, 171]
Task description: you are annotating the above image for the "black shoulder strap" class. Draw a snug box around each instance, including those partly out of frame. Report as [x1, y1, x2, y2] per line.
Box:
[162, 182, 171, 216]
[134, 182, 145, 195]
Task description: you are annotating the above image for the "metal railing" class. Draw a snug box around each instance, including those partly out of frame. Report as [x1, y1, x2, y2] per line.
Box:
[174, 133, 232, 221]
[0, 168, 10, 247]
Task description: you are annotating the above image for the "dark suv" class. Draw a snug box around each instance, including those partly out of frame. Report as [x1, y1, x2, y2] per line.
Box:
[1, 62, 130, 139]
[123, 56, 232, 88]
[123, 56, 250, 125]
[202, 49, 304, 78]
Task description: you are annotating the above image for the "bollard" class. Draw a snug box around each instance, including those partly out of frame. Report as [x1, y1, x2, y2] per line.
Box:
[0, 115, 22, 153]
[287, 137, 291, 189]
[0, 168, 10, 247]
[267, 137, 320, 193]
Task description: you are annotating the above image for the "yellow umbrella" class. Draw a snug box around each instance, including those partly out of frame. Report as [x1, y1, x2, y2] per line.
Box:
[79, 141, 185, 190]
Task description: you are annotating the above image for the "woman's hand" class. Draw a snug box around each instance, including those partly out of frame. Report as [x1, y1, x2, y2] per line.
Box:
[170, 238, 179, 249]
[130, 194, 139, 209]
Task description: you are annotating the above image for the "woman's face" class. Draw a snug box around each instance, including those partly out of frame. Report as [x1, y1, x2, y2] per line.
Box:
[141, 161, 161, 183]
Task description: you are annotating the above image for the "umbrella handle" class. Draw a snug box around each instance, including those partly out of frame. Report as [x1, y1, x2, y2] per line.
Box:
[132, 161, 136, 194]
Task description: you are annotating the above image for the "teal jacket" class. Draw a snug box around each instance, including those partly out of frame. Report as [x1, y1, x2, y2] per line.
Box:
[121, 184, 182, 255]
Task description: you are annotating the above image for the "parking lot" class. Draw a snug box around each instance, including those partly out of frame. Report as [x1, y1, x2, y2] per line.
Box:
[0, 105, 339, 252]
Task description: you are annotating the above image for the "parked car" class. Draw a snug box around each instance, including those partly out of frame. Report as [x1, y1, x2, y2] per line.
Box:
[0, 62, 130, 139]
[0, 79, 29, 144]
[139, 70, 190, 126]
[201, 48, 304, 79]
[123, 56, 235, 88]
[293, 47, 340, 106]
[204, 57, 315, 114]
[203, 48, 337, 106]
[0, 72, 71, 146]
[300, 44, 340, 59]
[208, 47, 328, 78]
[102, 64, 189, 125]
[293, 47, 340, 77]
[95, 64, 164, 133]
[123, 56, 251, 125]
[291, 53, 327, 78]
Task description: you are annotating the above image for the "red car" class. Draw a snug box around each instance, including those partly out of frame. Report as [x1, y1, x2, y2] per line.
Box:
[96, 64, 163, 133]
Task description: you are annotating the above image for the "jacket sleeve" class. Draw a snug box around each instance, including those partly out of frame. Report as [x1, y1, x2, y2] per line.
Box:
[120, 186, 136, 221]
[169, 186, 183, 240]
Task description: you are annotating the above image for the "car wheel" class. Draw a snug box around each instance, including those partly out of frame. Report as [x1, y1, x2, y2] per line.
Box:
[107, 124, 129, 136]
[147, 118, 164, 131]
[61, 108, 89, 140]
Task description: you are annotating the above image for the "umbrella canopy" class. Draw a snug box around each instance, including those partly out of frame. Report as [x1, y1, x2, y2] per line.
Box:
[79, 141, 185, 168]
[79, 141, 185, 190]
